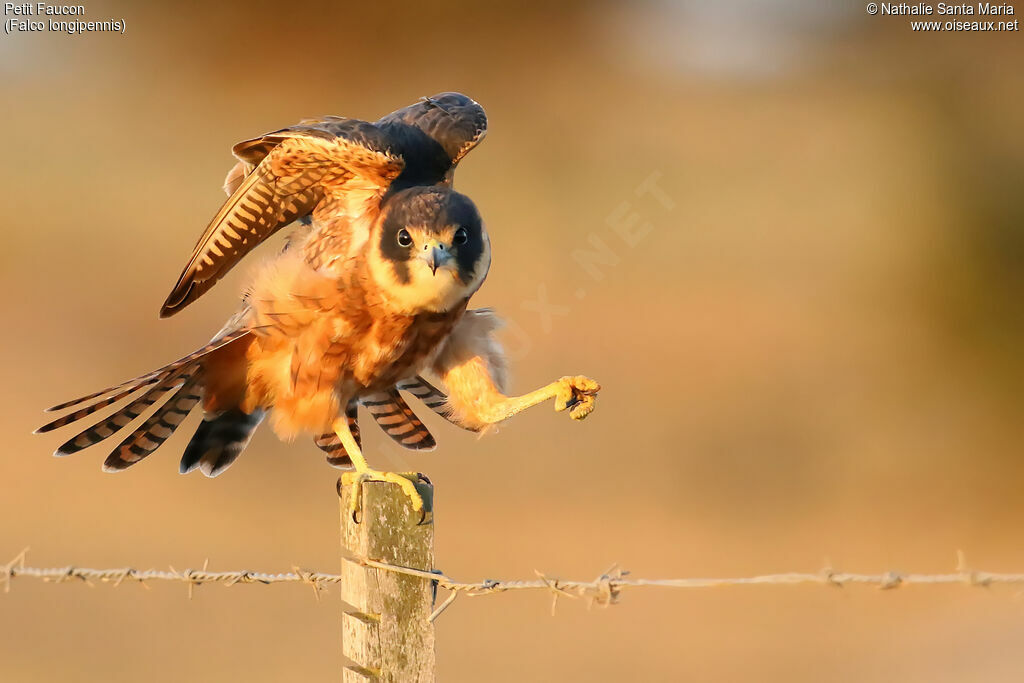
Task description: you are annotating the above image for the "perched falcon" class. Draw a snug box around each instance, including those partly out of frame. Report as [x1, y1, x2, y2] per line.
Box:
[37, 93, 600, 518]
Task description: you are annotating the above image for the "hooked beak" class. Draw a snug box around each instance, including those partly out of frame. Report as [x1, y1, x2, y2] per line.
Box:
[421, 239, 452, 276]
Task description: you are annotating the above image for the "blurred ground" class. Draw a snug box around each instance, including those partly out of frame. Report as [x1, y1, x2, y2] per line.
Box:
[1, 1, 1022, 681]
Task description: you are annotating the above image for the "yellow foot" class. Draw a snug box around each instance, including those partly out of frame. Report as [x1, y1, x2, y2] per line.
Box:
[553, 375, 601, 420]
[340, 469, 428, 523]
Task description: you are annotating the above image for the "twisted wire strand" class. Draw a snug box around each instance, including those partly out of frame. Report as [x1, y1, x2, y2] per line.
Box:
[6, 549, 1024, 607]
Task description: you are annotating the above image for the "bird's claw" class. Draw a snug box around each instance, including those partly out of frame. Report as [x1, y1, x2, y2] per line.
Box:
[340, 469, 428, 524]
[553, 375, 601, 420]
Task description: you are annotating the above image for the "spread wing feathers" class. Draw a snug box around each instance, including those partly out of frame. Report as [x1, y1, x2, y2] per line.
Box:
[361, 389, 436, 451]
[103, 374, 202, 472]
[397, 376, 480, 432]
[38, 327, 252, 471]
[41, 329, 249, 414]
[180, 408, 265, 477]
[314, 401, 359, 469]
[38, 373, 179, 437]
[160, 121, 404, 318]
[49, 367, 194, 455]
[377, 92, 487, 165]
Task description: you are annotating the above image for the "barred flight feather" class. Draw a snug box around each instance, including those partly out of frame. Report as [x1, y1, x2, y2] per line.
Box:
[161, 128, 402, 318]
[180, 408, 265, 478]
[161, 164, 322, 316]
[103, 375, 202, 472]
[52, 367, 195, 456]
[38, 380, 162, 436]
[361, 389, 436, 451]
[397, 375, 481, 432]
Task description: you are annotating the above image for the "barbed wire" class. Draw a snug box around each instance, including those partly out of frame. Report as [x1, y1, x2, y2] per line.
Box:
[5, 549, 1024, 613]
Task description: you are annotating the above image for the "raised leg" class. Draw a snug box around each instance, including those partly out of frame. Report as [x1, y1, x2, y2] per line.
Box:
[478, 375, 601, 425]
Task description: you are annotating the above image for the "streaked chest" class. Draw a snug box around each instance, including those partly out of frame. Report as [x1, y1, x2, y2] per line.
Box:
[349, 304, 465, 391]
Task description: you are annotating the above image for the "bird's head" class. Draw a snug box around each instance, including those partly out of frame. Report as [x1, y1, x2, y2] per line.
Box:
[369, 186, 490, 314]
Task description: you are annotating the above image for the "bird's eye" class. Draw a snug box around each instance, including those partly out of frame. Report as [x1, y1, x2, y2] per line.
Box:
[453, 227, 468, 245]
[397, 229, 413, 247]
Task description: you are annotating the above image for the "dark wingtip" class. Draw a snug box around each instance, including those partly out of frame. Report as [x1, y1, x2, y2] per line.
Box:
[44, 399, 76, 413]
[160, 278, 194, 318]
[101, 459, 130, 473]
[159, 297, 183, 319]
[414, 436, 437, 451]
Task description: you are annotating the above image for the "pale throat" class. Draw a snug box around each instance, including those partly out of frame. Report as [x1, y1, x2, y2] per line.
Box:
[369, 253, 473, 315]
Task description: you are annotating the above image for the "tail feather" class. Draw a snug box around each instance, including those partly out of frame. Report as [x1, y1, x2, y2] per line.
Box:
[180, 408, 265, 477]
[103, 375, 202, 472]
[52, 368, 193, 456]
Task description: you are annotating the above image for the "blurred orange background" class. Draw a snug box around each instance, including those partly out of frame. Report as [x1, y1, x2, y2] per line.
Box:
[2, 1, 1023, 681]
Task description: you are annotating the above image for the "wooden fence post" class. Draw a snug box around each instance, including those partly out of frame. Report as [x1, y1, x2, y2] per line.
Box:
[339, 479, 436, 682]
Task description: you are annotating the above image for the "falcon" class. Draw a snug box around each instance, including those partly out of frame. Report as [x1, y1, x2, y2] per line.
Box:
[37, 93, 601, 519]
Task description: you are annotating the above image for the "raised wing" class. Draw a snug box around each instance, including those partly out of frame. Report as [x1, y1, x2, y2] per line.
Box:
[164, 93, 487, 317]
[376, 91, 487, 168]
[223, 92, 488, 196]
[160, 119, 403, 318]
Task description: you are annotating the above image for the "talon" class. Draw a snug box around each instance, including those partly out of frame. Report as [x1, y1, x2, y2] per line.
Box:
[554, 375, 600, 418]
[570, 395, 595, 420]
[340, 469, 426, 521]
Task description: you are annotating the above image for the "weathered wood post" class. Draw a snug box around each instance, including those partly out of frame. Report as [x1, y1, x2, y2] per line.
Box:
[339, 480, 436, 682]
